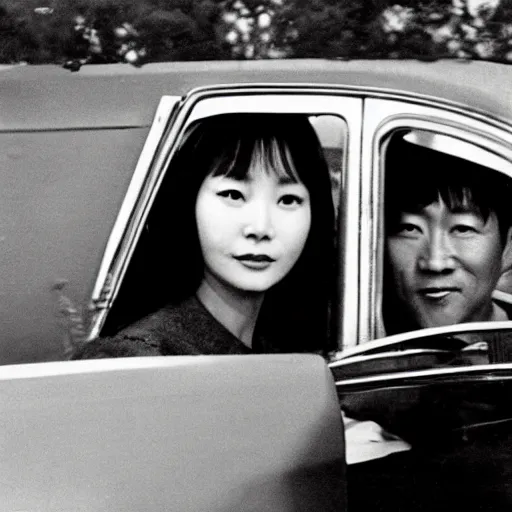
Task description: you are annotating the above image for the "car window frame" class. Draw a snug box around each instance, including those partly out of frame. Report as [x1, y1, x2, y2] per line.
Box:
[330, 321, 512, 389]
[87, 86, 364, 346]
[361, 97, 512, 345]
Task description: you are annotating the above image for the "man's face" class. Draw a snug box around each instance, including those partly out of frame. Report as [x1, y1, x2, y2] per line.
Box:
[386, 198, 509, 329]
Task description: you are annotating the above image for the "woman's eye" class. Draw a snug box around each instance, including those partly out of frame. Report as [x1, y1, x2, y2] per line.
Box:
[396, 223, 421, 236]
[217, 190, 245, 202]
[279, 194, 304, 207]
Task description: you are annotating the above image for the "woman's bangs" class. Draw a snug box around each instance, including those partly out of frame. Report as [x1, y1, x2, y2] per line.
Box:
[211, 136, 301, 182]
[264, 138, 301, 182]
[209, 138, 251, 179]
[240, 137, 301, 183]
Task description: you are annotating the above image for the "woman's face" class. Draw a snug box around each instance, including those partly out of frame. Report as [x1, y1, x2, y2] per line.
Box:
[195, 162, 311, 295]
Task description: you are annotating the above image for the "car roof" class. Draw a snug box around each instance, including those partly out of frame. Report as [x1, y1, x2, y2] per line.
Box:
[2, 59, 512, 131]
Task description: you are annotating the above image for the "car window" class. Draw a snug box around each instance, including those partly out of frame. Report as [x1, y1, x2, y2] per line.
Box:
[378, 128, 512, 340]
[98, 111, 347, 338]
[309, 115, 345, 213]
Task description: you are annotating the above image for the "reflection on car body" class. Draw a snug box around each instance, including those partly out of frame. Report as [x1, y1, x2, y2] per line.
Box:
[2, 59, 512, 510]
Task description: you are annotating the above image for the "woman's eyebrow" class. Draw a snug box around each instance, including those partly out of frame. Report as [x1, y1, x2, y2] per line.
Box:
[220, 174, 247, 182]
[277, 175, 299, 185]
[230, 174, 299, 184]
[449, 205, 483, 215]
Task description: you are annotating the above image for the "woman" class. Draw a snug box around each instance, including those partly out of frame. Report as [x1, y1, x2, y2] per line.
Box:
[74, 113, 335, 359]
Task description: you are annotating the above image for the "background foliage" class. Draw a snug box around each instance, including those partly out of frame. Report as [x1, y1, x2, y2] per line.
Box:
[0, 0, 511, 67]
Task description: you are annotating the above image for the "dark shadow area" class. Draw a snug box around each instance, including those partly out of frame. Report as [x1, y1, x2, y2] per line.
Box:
[343, 378, 512, 511]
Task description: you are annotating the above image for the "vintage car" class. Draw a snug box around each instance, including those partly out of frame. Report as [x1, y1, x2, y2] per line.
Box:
[2, 59, 512, 510]
[1, 58, 511, 363]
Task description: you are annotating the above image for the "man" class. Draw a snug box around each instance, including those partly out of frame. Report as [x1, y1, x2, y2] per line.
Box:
[346, 132, 512, 512]
[383, 130, 512, 335]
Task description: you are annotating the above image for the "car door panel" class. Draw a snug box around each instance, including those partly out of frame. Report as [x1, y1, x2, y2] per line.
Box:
[334, 324, 512, 511]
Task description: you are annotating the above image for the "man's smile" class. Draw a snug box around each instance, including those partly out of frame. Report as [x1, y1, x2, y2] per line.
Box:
[418, 287, 460, 300]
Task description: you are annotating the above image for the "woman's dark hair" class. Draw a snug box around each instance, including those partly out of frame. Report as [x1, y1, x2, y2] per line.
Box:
[104, 113, 336, 353]
[383, 130, 512, 334]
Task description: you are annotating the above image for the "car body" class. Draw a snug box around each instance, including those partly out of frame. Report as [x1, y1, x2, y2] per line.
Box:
[3, 58, 512, 509]
[2, 58, 512, 364]
[2, 353, 347, 511]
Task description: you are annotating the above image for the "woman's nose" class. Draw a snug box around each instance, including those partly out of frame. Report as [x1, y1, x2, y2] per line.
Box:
[417, 231, 456, 273]
[242, 202, 275, 241]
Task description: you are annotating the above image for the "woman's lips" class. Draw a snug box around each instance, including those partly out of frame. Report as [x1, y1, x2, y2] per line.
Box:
[235, 254, 275, 262]
[233, 254, 275, 270]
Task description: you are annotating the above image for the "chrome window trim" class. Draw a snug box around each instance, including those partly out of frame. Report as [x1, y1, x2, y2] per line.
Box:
[330, 320, 512, 363]
[360, 99, 512, 345]
[333, 348, 453, 364]
[88, 87, 363, 347]
[332, 320, 512, 387]
[88, 95, 182, 337]
[335, 362, 512, 389]
[183, 83, 512, 133]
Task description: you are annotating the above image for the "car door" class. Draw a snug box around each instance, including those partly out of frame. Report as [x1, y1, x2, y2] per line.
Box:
[331, 94, 512, 510]
[331, 322, 512, 511]
[86, 87, 363, 350]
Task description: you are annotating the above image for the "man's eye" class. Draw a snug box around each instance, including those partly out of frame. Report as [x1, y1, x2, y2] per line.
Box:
[279, 194, 304, 207]
[452, 224, 478, 235]
[217, 190, 245, 202]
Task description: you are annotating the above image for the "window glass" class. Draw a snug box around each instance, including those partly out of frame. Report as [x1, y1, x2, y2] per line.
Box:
[309, 114, 345, 213]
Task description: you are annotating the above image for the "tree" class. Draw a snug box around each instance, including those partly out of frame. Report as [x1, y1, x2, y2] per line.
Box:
[0, 4, 38, 63]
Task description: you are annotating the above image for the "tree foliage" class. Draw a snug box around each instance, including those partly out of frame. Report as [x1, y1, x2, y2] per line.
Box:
[0, 0, 511, 67]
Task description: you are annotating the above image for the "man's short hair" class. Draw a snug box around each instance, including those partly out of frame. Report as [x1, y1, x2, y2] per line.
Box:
[385, 131, 512, 244]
